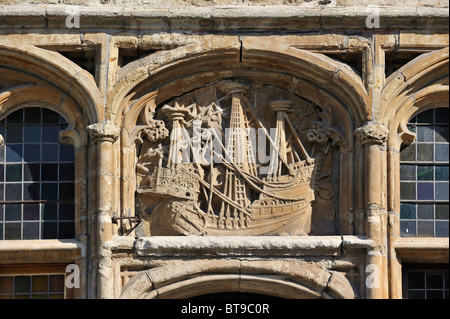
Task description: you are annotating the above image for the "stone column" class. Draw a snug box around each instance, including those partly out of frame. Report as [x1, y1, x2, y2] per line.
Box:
[88, 120, 120, 299]
[355, 122, 389, 299]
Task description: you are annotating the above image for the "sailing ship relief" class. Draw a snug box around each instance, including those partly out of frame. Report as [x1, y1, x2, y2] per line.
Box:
[135, 81, 336, 236]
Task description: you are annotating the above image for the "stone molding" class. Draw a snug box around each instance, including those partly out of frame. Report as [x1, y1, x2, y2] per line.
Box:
[354, 123, 389, 146]
[0, 239, 84, 264]
[87, 120, 120, 143]
[105, 235, 374, 257]
[1, 5, 448, 31]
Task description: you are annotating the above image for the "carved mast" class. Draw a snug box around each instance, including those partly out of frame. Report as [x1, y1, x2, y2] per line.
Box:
[219, 82, 253, 229]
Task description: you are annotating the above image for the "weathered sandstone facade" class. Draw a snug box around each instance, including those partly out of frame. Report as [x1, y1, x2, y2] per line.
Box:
[0, 0, 448, 299]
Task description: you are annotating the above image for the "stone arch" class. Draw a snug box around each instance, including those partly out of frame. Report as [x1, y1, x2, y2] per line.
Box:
[0, 43, 103, 125]
[381, 47, 449, 149]
[113, 38, 368, 145]
[119, 260, 356, 299]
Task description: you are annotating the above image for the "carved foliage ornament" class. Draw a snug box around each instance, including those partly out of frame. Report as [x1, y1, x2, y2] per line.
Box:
[135, 81, 339, 236]
[354, 123, 389, 146]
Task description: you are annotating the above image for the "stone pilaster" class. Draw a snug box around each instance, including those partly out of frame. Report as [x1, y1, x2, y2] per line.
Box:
[355, 122, 389, 299]
[87, 120, 120, 299]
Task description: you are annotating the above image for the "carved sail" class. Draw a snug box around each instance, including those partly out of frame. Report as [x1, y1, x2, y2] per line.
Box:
[136, 81, 333, 236]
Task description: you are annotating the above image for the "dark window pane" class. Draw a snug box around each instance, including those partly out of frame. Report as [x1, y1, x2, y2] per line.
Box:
[427, 291, 444, 299]
[5, 183, 22, 201]
[401, 182, 416, 200]
[408, 291, 425, 299]
[23, 204, 40, 221]
[435, 126, 449, 143]
[42, 109, 59, 124]
[409, 272, 425, 289]
[42, 126, 59, 143]
[427, 272, 444, 289]
[14, 276, 30, 293]
[59, 144, 74, 162]
[417, 204, 433, 219]
[6, 125, 23, 143]
[41, 221, 57, 239]
[0, 276, 13, 294]
[417, 183, 434, 200]
[24, 108, 41, 124]
[0, 222, 3, 239]
[23, 183, 40, 201]
[436, 204, 449, 220]
[4, 223, 21, 240]
[400, 144, 415, 161]
[401, 221, 416, 237]
[24, 163, 40, 181]
[435, 183, 449, 201]
[5, 164, 22, 181]
[400, 165, 415, 181]
[23, 144, 40, 162]
[417, 144, 433, 162]
[49, 275, 64, 293]
[41, 164, 58, 181]
[0, 147, 4, 163]
[6, 144, 22, 162]
[41, 203, 57, 221]
[59, 222, 75, 239]
[401, 203, 416, 219]
[5, 204, 21, 221]
[418, 221, 434, 237]
[32, 276, 48, 293]
[0, 164, 3, 182]
[0, 184, 3, 201]
[23, 126, 41, 144]
[435, 144, 449, 162]
[6, 109, 23, 124]
[436, 166, 449, 181]
[59, 203, 74, 220]
[41, 183, 57, 201]
[59, 163, 74, 181]
[417, 126, 434, 142]
[41, 144, 58, 162]
[59, 183, 74, 201]
[435, 221, 449, 237]
[417, 166, 433, 181]
[22, 222, 39, 240]
[435, 108, 449, 124]
[417, 109, 434, 123]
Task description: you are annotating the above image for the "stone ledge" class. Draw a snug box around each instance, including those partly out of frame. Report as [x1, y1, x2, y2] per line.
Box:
[0, 239, 84, 264]
[106, 235, 374, 257]
[0, 5, 448, 31]
[394, 237, 449, 263]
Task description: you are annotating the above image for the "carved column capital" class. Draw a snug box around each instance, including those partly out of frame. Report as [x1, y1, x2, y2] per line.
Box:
[88, 120, 120, 143]
[354, 123, 389, 146]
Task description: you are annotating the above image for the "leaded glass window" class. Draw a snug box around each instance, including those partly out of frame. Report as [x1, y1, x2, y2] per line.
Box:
[0, 108, 75, 240]
[403, 264, 449, 299]
[0, 274, 65, 299]
[400, 108, 449, 237]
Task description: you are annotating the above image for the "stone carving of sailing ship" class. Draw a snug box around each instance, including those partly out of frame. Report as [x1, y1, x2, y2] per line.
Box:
[136, 81, 326, 236]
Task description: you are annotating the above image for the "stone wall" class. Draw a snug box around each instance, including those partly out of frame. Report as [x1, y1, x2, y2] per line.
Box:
[0, 0, 448, 7]
[0, 0, 448, 300]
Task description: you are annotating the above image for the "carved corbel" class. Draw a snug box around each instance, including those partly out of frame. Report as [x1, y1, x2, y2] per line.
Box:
[88, 120, 120, 144]
[354, 123, 389, 146]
